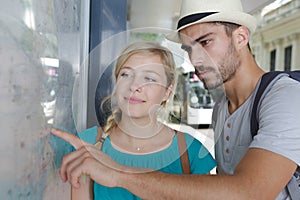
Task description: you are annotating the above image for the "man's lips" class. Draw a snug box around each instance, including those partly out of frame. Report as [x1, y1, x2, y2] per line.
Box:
[196, 67, 213, 80]
[196, 70, 207, 80]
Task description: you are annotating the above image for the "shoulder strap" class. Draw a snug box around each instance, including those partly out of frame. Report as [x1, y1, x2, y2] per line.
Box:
[251, 70, 300, 138]
[95, 128, 191, 174]
[94, 127, 107, 150]
[176, 130, 191, 174]
[250, 71, 283, 137]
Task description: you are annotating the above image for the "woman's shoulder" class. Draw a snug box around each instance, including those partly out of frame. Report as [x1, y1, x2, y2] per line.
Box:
[77, 126, 99, 144]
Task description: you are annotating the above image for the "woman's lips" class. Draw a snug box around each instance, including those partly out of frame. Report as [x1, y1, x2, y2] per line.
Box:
[125, 97, 145, 104]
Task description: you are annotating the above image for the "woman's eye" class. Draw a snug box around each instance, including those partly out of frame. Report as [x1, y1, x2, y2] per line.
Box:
[145, 77, 156, 82]
[120, 72, 131, 78]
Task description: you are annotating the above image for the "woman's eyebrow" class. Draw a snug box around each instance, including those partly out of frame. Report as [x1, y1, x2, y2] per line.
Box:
[142, 69, 162, 76]
[120, 66, 132, 70]
[121, 65, 163, 76]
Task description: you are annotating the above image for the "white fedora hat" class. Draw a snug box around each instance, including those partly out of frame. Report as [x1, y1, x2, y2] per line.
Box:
[167, 0, 257, 43]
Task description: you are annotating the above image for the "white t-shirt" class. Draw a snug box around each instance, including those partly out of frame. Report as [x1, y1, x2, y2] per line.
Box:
[214, 74, 300, 199]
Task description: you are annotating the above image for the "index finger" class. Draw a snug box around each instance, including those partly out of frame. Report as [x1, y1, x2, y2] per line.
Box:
[51, 128, 88, 149]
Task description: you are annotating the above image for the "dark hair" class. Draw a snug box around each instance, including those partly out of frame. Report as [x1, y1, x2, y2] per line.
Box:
[214, 22, 252, 52]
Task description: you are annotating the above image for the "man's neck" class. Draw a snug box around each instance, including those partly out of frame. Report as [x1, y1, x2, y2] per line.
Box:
[224, 59, 264, 114]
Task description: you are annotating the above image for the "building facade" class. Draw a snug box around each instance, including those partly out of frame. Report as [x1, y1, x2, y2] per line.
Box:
[251, 0, 300, 71]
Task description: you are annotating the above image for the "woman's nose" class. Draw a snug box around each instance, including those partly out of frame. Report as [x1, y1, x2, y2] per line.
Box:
[129, 77, 142, 92]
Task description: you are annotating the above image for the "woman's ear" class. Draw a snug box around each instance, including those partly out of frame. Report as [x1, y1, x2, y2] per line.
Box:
[233, 25, 250, 50]
[163, 84, 173, 102]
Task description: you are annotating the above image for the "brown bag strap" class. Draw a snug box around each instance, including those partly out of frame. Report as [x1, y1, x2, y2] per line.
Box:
[95, 128, 191, 174]
[176, 130, 191, 174]
[94, 127, 106, 150]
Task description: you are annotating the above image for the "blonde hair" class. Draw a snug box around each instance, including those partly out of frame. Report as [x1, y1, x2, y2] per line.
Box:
[101, 41, 177, 135]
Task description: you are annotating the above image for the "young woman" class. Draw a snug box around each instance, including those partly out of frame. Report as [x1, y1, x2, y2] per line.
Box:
[52, 41, 216, 199]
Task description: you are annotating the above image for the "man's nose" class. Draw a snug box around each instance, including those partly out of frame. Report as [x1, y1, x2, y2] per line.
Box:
[189, 46, 206, 67]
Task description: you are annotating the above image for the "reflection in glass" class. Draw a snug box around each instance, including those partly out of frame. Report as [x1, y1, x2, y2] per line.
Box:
[0, 0, 86, 199]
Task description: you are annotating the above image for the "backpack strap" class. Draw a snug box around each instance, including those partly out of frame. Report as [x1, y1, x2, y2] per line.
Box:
[176, 130, 191, 174]
[250, 71, 300, 200]
[250, 71, 283, 137]
[251, 70, 300, 138]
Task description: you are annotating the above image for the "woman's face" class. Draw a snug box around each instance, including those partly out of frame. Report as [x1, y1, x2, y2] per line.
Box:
[115, 52, 171, 120]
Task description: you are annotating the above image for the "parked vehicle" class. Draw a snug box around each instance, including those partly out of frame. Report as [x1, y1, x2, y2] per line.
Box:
[187, 73, 214, 125]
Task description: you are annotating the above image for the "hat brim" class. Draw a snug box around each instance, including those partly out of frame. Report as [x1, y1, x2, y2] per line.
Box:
[166, 11, 257, 43]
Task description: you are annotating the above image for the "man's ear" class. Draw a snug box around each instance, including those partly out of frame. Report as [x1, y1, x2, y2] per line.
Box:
[233, 25, 250, 50]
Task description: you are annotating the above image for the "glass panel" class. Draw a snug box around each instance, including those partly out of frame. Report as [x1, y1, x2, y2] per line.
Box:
[0, 0, 89, 198]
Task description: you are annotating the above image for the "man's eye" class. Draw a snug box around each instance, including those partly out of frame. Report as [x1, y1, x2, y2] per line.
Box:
[200, 40, 211, 46]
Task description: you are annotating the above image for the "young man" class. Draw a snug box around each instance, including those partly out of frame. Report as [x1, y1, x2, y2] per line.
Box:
[53, 0, 300, 199]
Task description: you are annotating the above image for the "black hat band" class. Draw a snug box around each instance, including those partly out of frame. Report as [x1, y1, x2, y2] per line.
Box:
[177, 12, 218, 30]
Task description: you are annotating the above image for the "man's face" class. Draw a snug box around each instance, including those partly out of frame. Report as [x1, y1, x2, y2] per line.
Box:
[179, 22, 241, 89]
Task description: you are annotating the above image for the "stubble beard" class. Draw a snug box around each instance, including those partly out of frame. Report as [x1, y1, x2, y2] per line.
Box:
[199, 41, 240, 90]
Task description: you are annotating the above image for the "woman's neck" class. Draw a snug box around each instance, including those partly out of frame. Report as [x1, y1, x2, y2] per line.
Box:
[118, 115, 163, 139]
[111, 125, 174, 155]
[110, 118, 175, 154]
